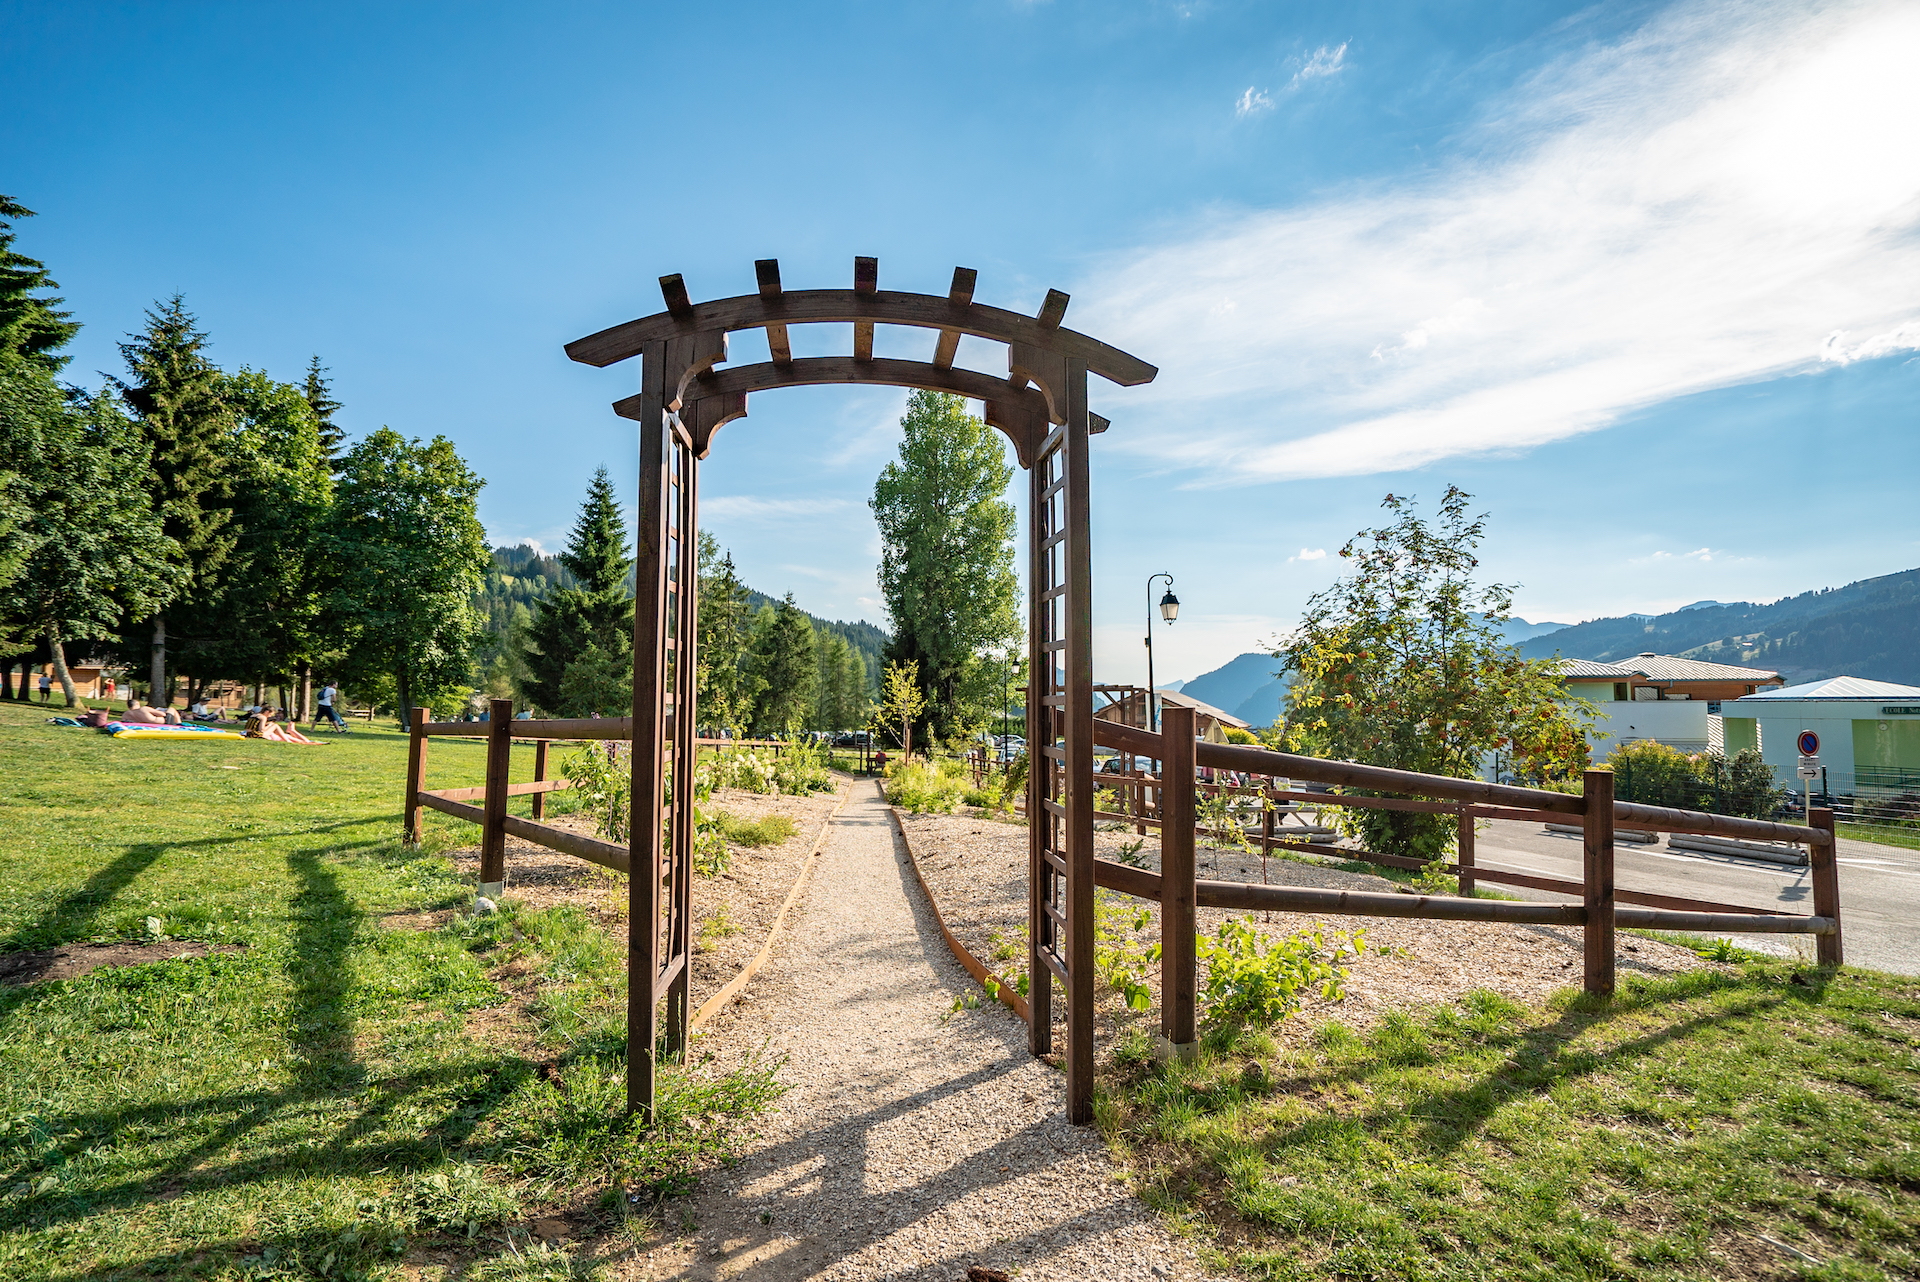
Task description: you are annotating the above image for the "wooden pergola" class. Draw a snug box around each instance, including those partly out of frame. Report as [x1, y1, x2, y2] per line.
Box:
[565, 259, 1157, 1124]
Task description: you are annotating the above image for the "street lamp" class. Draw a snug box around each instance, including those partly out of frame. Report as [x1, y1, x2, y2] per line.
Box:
[1146, 573, 1178, 732]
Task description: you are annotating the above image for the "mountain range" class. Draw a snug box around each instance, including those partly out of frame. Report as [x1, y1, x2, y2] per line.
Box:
[1515, 566, 1920, 686]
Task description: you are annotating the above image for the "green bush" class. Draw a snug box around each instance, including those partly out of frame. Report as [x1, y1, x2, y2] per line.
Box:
[1198, 918, 1362, 1028]
[1608, 740, 1782, 817]
[884, 756, 969, 813]
[711, 810, 798, 847]
[559, 742, 629, 841]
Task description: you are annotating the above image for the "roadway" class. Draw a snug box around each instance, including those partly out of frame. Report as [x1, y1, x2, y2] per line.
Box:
[1470, 819, 1920, 975]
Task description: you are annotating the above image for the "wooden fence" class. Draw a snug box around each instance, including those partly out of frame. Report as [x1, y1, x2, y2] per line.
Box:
[1096, 707, 1840, 1047]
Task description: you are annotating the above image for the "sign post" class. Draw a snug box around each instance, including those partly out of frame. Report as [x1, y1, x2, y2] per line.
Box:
[1797, 730, 1821, 815]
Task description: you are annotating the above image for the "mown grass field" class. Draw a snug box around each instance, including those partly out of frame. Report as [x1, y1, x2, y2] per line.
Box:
[1097, 960, 1920, 1281]
[0, 699, 776, 1282]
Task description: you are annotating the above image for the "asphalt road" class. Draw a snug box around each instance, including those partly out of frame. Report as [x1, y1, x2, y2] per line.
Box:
[1470, 818, 1920, 976]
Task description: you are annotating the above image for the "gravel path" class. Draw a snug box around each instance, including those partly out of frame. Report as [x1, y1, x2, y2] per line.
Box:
[644, 778, 1210, 1282]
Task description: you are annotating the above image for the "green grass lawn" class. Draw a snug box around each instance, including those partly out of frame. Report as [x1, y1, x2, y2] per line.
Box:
[0, 698, 776, 1281]
[1097, 961, 1920, 1280]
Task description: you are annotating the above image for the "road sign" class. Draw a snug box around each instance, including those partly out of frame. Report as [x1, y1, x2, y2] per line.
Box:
[1798, 730, 1821, 756]
[1797, 761, 1821, 779]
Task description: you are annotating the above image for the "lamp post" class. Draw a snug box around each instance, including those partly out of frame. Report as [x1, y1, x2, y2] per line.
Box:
[1145, 573, 1179, 732]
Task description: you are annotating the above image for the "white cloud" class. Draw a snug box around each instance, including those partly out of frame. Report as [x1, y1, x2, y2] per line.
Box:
[1634, 547, 1718, 565]
[1822, 320, 1920, 364]
[701, 495, 853, 521]
[1291, 42, 1347, 86]
[1288, 547, 1328, 562]
[1235, 86, 1273, 117]
[1081, 0, 1920, 484]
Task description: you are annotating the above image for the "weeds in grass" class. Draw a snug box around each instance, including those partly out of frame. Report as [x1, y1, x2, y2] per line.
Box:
[1197, 918, 1360, 1029]
[1095, 890, 1160, 1012]
[697, 906, 742, 952]
[711, 811, 799, 848]
[466, 1235, 600, 1281]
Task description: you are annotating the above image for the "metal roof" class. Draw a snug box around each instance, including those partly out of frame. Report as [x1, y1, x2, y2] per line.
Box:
[1607, 653, 1781, 683]
[1732, 676, 1920, 701]
[1556, 659, 1637, 678]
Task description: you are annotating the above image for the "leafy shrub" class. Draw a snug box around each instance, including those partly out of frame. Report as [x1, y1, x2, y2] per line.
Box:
[712, 811, 798, 847]
[1094, 890, 1160, 1012]
[1223, 726, 1259, 744]
[560, 742, 629, 842]
[884, 757, 969, 813]
[1608, 740, 1782, 817]
[773, 736, 836, 795]
[1198, 918, 1361, 1028]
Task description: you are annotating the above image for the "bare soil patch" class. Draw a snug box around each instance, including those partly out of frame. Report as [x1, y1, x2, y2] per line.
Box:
[898, 811, 1715, 1051]
[0, 940, 246, 986]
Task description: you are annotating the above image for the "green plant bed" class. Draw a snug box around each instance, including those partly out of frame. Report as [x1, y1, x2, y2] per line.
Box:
[710, 810, 799, 848]
[0, 699, 778, 1279]
[1096, 961, 1920, 1280]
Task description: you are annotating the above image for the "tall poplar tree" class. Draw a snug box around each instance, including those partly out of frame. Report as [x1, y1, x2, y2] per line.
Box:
[870, 391, 1020, 744]
[116, 296, 238, 701]
[519, 466, 634, 714]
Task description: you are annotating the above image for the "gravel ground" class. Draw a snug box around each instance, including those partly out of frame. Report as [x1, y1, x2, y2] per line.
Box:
[639, 779, 1214, 1282]
[900, 811, 1715, 1052]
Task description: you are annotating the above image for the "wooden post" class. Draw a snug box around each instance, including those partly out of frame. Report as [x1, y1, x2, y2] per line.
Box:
[404, 706, 429, 845]
[1062, 359, 1097, 1126]
[1810, 807, 1843, 968]
[478, 697, 513, 899]
[1025, 427, 1052, 1060]
[1160, 705, 1198, 1053]
[532, 739, 549, 820]
[1456, 810, 1475, 897]
[628, 338, 670, 1119]
[1582, 768, 1615, 996]
[1262, 792, 1276, 858]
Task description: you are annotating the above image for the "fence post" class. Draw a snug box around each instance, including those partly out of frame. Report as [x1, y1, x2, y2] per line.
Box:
[1810, 806, 1843, 968]
[1582, 767, 1615, 997]
[404, 706, 429, 845]
[531, 739, 549, 821]
[1456, 810, 1475, 898]
[478, 697, 512, 902]
[1262, 792, 1276, 858]
[1160, 706, 1198, 1056]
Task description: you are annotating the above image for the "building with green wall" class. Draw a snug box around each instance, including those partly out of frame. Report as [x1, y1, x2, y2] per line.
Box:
[1722, 676, 1920, 796]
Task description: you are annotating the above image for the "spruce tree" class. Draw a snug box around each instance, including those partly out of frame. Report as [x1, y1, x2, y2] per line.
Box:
[519, 466, 634, 714]
[746, 593, 817, 735]
[303, 355, 346, 472]
[696, 531, 758, 734]
[0, 196, 81, 373]
[115, 296, 238, 701]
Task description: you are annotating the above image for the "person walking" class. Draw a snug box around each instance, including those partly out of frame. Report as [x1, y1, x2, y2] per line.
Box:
[316, 680, 347, 732]
[37, 671, 51, 702]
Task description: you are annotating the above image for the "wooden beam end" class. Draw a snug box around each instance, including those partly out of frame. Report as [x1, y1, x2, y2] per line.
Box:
[950, 266, 978, 305]
[1037, 288, 1070, 330]
[754, 258, 782, 299]
[660, 274, 694, 318]
[854, 256, 878, 294]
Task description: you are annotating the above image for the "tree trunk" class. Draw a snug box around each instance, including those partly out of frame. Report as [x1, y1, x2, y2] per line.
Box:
[0, 663, 12, 700]
[149, 616, 167, 712]
[298, 664, 312, 722]
[397, 667, 413, 730]
[47, 629, 77, 707]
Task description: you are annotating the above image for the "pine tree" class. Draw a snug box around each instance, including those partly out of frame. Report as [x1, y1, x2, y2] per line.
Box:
[115, 296, 239, 702]
[0, 196, 81, 373]
[747, 593, 817, 735]
[696, 531, 758, 734]
[519, 466, 634, 714]
[303, 355, 345, 472]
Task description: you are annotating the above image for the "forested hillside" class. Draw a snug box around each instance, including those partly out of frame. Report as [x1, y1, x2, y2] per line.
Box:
[1516, 566, 1920, 685]
[470, 545, 887, 701]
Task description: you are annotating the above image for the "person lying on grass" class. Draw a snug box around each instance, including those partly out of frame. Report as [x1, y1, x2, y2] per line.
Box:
[244, 708, 320, 744]
[118, 701, 181, 726]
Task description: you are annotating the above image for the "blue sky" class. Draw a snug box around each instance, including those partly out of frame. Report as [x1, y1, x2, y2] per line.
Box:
[6, 0, 1917, 685]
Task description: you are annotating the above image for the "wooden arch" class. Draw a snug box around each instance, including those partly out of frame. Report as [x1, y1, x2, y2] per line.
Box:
[566, 258, 1157, 1125]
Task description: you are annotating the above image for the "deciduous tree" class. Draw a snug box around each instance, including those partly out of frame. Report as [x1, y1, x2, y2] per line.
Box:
[1277, 487, 1591, 860]
[329, 428, 488, 722]
[870, 391, 1019, 744]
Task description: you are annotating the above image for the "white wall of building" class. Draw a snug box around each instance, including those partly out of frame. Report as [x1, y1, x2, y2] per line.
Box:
[1730, 701, 1860, 789]
[1586, 699, 1710, 755]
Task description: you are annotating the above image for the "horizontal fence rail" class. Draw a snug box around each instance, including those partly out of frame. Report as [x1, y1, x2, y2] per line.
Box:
[1089, 714, 1843, 1036]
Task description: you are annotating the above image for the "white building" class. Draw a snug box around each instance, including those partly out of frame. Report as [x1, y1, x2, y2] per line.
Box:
[1722, 676, 1920, 796]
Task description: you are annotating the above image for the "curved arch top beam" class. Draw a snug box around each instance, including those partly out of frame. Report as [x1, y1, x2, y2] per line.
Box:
[566, 285, 1158, 388]
[613, 356, 1086, 463]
